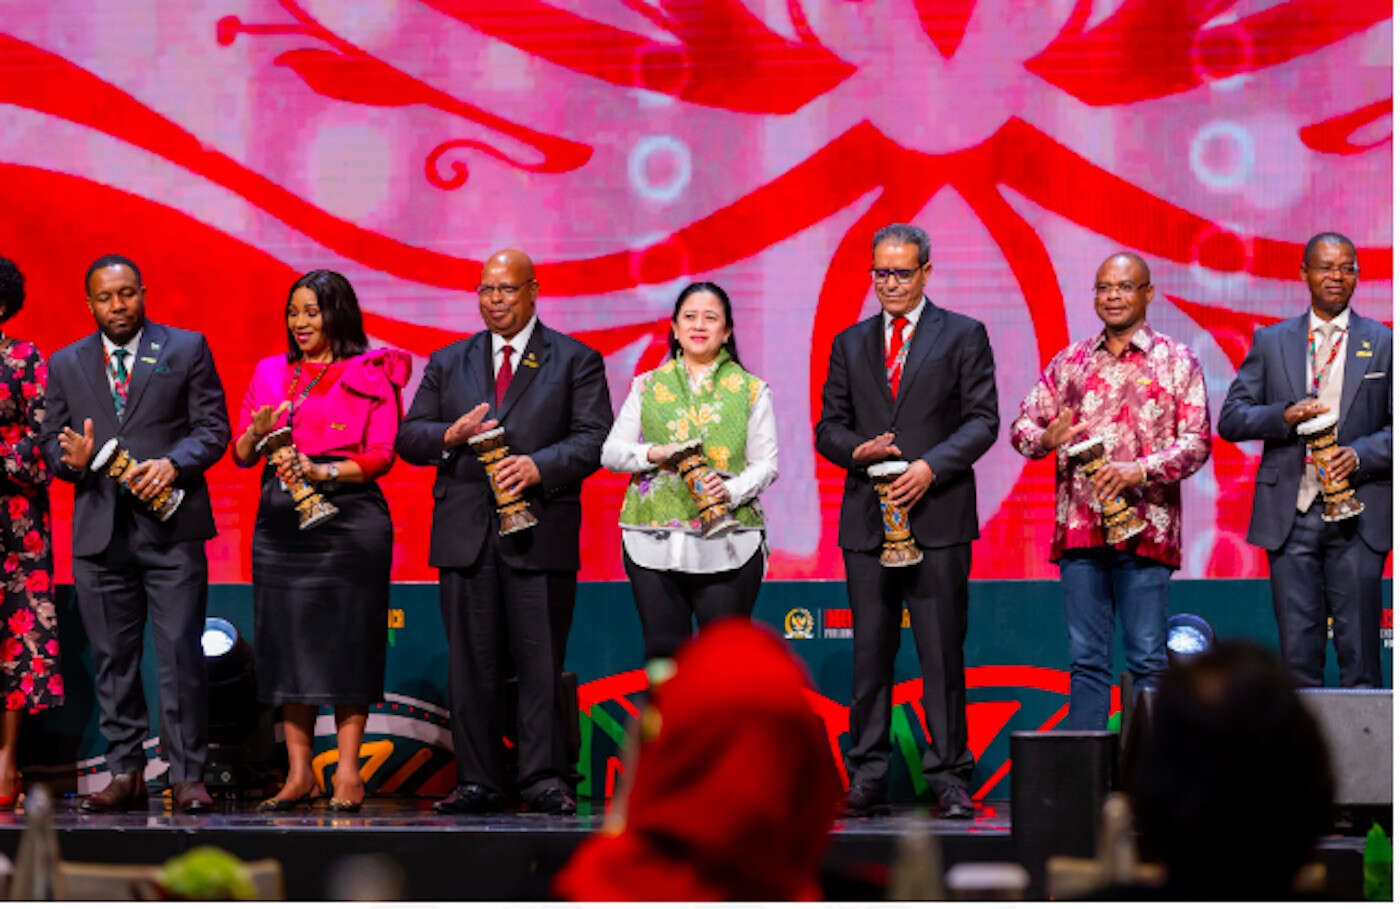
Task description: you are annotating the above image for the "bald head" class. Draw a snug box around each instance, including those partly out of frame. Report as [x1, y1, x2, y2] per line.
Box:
[478, 248, 539, 339]
[1096, 251, 1151, 284]
[1093, 251, 1153, 339]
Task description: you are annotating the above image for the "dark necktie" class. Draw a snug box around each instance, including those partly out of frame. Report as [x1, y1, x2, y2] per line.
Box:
[886, 316, 908, 397]
[109, 348, 130, 418]
[495, 344, 514, 409]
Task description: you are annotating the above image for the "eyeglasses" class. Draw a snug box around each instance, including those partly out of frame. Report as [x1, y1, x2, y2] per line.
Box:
[870, 268, 923, 284]
[1305, 264, 1358, 277]
[1094, 281, 1150, 296]
[477, 281, 534, 298]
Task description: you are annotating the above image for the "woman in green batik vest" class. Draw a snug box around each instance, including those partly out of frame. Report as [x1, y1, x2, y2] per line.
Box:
[602, 282, 778, 661]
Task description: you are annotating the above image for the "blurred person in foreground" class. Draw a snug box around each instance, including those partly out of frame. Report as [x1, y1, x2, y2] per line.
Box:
[1109, 640, 1334, 900]
[553, 619, 841, 900]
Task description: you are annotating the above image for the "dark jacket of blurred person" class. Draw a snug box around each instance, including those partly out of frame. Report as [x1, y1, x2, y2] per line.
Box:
[1112, 640, 1334, 900]
[553, 619, 842, 900]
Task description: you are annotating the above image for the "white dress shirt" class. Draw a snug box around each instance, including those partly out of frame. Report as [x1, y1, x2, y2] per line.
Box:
[602, 361, 779, 573]
[102, 328, 143, 396]
[492, 315, 537, 377]
[1297, 307, 1350, 511]
[883, 297, 926, 350]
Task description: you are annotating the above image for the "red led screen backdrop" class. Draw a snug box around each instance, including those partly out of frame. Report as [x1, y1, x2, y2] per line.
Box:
[0, 1, 1390, 582]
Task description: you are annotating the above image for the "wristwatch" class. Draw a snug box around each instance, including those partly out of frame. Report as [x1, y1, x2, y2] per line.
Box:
[326, 462, 340, 482]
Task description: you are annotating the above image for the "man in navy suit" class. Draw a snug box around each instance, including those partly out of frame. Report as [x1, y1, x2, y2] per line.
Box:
[815, 224, 1000, 819]
[41, 254, 231, 812]
[1220, 232, 1391, 688]
[397, 248, 611, 815]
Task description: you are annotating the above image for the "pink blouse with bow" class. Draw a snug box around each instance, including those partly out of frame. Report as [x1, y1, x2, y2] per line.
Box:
[233, 348, 411, 480]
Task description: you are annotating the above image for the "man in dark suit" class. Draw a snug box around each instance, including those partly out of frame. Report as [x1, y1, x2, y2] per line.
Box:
[41, 254, 231, 812]
[397, 248, 611, 815]
[1219, 231, 1391, 687]
[815, 223, 1000, 819]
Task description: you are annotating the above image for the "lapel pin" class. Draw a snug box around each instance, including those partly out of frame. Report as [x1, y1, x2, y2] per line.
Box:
[140, 356, 157, 364]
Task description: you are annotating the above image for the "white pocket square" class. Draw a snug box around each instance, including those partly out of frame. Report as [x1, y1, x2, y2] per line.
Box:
[1363, 372, 1386, 379]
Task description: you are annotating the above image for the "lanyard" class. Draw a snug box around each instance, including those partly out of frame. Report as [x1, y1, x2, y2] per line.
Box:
[1307, 326, 1346, 395]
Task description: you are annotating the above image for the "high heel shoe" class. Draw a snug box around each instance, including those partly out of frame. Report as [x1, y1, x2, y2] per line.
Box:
[0, 777, 21, 811]
[256, 785, 323, 812]
[328, 780, 366, 813]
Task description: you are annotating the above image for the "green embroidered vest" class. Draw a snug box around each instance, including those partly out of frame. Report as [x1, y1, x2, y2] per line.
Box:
[619, 353, 766, 533]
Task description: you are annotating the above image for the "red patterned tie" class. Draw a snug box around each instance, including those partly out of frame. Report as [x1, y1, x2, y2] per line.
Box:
[886, 316, 908, 397]
[495, 344, 514, 409]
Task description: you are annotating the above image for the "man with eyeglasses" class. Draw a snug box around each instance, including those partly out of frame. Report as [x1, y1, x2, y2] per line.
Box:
[1220, 232, 1391, 688]
[816, 223, 999, 819]
[397, 248, 612, 814]
[1010, 252, 1211, 732]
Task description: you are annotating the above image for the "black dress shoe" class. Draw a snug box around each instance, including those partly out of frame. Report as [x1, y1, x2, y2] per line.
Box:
[936, 785, 974, 820]
[523, 787, 576, 816]
[173, 781, 213, 814]
[841, 782, 890, 818]
[434, 784, 505, 814]
[80, 771, 148, 812]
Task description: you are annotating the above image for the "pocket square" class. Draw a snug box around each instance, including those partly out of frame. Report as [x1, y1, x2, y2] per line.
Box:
[1363, 371, 1386, 379]
[153, 364, 172, 374]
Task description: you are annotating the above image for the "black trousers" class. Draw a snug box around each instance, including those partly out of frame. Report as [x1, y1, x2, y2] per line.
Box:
[71, 513, 209, 783]
[1267, 500, 1386, 687]
[623, 547, 765, 662]
[439, 534, 565, 800]
[844, 544, 974, 795]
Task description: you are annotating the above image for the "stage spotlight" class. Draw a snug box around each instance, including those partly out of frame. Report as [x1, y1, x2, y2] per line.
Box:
[193, 616, 277, 792]
[1165, 613, 1215, 663]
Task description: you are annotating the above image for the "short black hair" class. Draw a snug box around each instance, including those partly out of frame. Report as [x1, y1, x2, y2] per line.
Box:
[85, 254, 143, 294]
[284, 269, 369, 362]
[1303, 231, 1356, 265]
[0, 256, 24, 324]
[872, 224, 931, 265]
[1131, 640, 1333, 898]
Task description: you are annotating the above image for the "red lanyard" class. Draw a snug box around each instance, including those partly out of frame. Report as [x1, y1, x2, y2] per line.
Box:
[1307, 326, 1346, 394]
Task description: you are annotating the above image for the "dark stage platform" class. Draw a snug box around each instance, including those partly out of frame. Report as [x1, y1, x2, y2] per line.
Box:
[1, 795, 1011, 900]
[0, 796, 1370, 900]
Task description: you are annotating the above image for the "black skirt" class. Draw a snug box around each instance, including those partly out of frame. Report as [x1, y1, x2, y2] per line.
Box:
[251, 462, 391, 704]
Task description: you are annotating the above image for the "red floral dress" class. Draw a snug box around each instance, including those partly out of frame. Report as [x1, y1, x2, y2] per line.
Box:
[0, 336, 61, 712]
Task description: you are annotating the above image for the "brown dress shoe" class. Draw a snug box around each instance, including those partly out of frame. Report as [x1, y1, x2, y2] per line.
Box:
[79, 771, 148, 812]
[172, 781, 213, 813]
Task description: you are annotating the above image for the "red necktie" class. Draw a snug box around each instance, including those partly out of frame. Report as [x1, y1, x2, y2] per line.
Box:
[886, 316, 908, 397]
[495, 344, 514, 409]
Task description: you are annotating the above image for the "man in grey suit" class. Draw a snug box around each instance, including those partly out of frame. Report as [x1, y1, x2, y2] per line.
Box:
[41, 255, 231, 811]
[1219, 232, 1391, 687]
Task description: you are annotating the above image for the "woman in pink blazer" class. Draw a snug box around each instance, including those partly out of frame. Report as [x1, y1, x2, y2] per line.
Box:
[232, 270, 409, 812]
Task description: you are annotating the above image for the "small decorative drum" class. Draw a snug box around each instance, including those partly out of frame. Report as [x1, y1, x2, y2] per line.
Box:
[255, 427, 339, 530]
[91, 439, 184, 522]
[660, 438, 738, 538]
[867, 460, 923, 568]
[1297, 412, 1365, 522]
[1063, 436, 1147, 544]
[468, 427, 539, 535]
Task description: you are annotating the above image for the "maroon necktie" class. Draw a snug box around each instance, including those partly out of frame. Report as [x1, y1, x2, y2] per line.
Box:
[495, 344, 514, 409]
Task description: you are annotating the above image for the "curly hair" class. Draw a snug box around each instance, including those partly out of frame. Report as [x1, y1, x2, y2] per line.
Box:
[0, 256, 24, 324]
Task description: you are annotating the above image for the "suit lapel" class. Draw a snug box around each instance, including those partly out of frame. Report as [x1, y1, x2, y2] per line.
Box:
[1281, 314, 1308, 402]
[118, 323, 166, 427]
[463, 332, 491, 410]
[497, 324, 548, 422]
[1337, 314, 1373, 423]
[79, 333, 117, 431]
[892, 302, 943, 419]
[863, 315, 893, 408]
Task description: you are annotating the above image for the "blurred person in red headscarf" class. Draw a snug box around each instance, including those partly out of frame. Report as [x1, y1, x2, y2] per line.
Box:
[554, 618, 842, 901]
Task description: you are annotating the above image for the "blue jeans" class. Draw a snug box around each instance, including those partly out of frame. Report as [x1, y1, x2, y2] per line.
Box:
[1059, 548, 1172, 730]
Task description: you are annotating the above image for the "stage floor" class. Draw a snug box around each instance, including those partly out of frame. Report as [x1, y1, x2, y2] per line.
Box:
[0, 796, 1368, 900]
[0, 795, 1011, 899]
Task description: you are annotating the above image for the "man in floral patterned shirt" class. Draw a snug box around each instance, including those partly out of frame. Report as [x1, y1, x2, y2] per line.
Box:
[1010, 252, 1211, 730]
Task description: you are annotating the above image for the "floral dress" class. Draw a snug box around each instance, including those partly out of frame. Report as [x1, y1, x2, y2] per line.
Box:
[0, 336, 61, 712]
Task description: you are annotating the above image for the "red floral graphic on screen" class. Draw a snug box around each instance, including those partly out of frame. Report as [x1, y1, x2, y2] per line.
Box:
[0, 0, 1390, 582]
